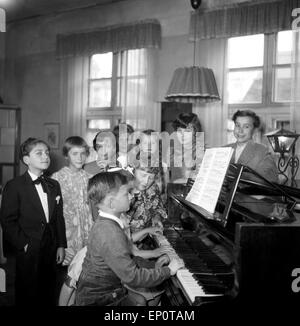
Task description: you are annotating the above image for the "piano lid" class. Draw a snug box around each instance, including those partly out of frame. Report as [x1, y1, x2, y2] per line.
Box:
[174, 163, 297, 233]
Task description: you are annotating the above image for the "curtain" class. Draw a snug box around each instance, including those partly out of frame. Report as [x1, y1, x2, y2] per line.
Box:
[193, 38, 228, 148]
[59, 56, 89, 146]
[121, 48, 160, 131]
[290, 30, 300, 179]
[190, 0, 300, 40]
[58, 20, 161, 138]
[56, 19, 161, 59]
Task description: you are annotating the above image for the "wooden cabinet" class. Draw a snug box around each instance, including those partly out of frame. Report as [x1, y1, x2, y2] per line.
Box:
[161, 101, 192, 133]
[0, 105, 21, 189]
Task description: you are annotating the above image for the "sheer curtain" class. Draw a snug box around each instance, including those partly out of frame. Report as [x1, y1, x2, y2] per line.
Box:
[193, 38, 228, 148]
[57, 19, 161, 137]
[59, 56, 89, 146]
[290, 29, 300, 179]
[121, 48, 160, 131]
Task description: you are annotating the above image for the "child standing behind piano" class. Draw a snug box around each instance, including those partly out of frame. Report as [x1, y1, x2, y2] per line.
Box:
[127, 162, 167, 242]
[52, 136, 93, 266]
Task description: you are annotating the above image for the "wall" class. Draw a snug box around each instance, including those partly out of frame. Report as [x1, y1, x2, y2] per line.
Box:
[3, 0, 239, 173]
[0, 33, 4, 99]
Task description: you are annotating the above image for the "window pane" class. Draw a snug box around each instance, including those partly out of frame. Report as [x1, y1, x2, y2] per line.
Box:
[228, 70, 263, 104]
[117, 78, 123, 107]
[89, 80, 111, 107]
[90, 53, 113, 78]
[87, 119, 111, 130]
[273, 67, 291, 102]
[228, 34, 264, 68]
[276, 31, 292, 64]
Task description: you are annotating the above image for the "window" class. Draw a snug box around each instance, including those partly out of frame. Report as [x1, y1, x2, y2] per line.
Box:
[86, 48, 146, 146]
[273, 31, 292, 103]
[226, 31, 293, 143]
[227, 31, 292, 105]
[228, 34, 264, 104]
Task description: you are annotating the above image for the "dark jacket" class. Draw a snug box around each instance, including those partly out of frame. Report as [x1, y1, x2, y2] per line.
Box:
[0, 171, 67, 251]
[76, 217, 170, 306]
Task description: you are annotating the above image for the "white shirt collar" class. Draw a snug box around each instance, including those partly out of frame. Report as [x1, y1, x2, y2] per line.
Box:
[28, 170, 42, 181]
[98, 210, 124, 229]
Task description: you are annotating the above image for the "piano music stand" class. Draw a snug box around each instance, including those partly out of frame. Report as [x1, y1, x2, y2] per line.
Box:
[172, 163, 297, 229]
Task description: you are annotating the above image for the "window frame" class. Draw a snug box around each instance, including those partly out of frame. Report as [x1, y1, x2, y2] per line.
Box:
[227, 31, 292, 110]
[86, 49, 148, 126]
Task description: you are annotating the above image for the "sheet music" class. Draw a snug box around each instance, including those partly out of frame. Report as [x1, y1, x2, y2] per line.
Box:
[0, 268, 5, 292]
[186, 147, 234, 213]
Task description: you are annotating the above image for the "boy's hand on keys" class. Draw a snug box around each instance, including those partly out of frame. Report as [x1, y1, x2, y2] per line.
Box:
[168, 258, 185, 276]
[147, 226, 163, 236]
[155, 254, 170, 268]
[153, 247, 168, 258]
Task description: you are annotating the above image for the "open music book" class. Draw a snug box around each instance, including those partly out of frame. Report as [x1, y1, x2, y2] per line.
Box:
[186, 147, 234, 214]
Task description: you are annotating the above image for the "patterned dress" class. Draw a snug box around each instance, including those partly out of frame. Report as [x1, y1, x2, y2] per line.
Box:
[52, 167, 93, 265]
[127, 182, 167, 234]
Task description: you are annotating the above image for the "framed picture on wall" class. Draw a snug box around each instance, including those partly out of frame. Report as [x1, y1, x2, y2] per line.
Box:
[44, 123, 59, 149]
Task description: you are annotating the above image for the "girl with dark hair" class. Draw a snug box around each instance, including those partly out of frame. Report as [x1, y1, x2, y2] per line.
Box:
[170, 112, 204, 183]
[228, 110, 278, 182]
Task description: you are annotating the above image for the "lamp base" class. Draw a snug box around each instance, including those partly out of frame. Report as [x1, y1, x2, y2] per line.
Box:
[278, 155, 299, 187]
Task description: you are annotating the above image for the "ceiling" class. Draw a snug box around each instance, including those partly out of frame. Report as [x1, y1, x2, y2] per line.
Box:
[0, 0, 275, 23]
[0, 0, 128, 22]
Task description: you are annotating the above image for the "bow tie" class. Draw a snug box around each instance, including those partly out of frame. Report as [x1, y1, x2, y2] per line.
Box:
[32, 176, 53, 194]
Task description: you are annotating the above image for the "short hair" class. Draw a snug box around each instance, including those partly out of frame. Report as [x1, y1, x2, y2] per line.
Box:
[62, 136, 89, 157]
[172, 113, 202, 132]
[139, 129, 160, 147]
[92, 130, 104, 151]
[112, 123, 134, 138]
[92, 130, 117, 152]
[135, 164, 162, 176]
[87, 170, 132, 205]
[19, 138, 50, 163]
[142, 129, 155, 136]
[113, 123, 135, 153]
[232, 110, 260, 129]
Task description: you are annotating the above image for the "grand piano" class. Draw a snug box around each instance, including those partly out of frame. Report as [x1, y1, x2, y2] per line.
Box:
[155, 164, 300, 307]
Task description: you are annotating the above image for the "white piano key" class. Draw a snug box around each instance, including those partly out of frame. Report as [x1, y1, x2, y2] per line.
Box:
[155, 233, 224, 303]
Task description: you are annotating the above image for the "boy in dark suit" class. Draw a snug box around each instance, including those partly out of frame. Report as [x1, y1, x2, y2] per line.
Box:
[0, 138, 67, 306]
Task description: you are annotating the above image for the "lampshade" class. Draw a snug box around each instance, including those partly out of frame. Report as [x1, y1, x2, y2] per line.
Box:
[266, 128, 300, 155]
[165, 66, 220, 103]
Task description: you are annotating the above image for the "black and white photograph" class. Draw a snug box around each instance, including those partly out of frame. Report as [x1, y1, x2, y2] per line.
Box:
[0, 0, 300, 320]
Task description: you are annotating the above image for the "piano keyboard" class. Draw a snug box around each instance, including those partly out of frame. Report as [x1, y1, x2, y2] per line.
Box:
[154, 230, 229, 304]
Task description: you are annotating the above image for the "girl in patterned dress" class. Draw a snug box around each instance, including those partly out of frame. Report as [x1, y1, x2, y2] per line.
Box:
[52, 136, 93, 266]
[127, 162, 167, 239]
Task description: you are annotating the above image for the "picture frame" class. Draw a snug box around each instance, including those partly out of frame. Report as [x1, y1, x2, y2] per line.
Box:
[44, 123, 59, 149]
